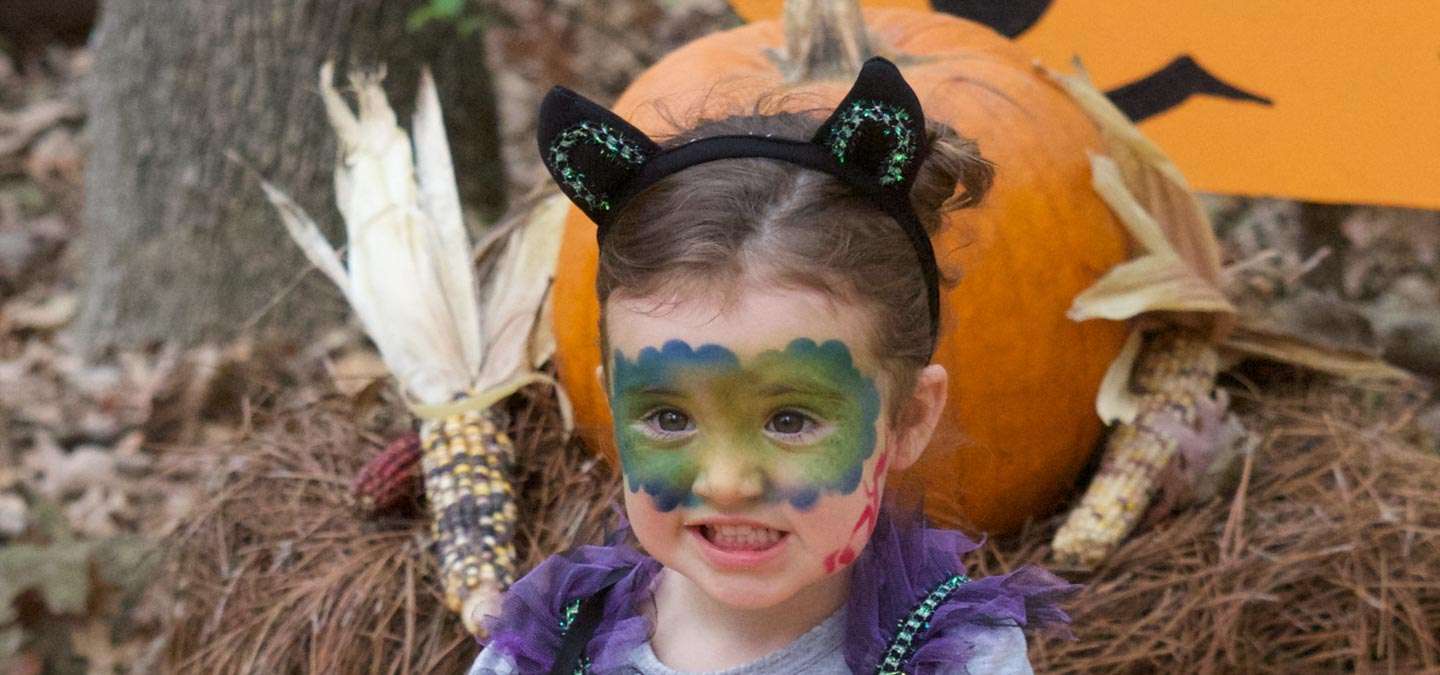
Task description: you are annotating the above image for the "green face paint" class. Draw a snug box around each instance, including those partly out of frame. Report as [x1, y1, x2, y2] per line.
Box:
[609, 338, 880, 512]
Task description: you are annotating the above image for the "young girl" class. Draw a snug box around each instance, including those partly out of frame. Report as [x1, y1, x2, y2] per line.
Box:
[470, 58, 1075, 674]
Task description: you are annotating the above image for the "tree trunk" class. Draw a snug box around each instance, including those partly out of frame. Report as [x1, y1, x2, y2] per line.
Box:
[76, 0, 505, 353]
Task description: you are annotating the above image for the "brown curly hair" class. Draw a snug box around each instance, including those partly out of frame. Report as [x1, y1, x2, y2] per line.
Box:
[597, 109, 993, 412]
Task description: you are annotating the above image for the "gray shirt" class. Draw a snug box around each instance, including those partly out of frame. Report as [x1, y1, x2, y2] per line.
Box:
[466, 608, 1032, 674]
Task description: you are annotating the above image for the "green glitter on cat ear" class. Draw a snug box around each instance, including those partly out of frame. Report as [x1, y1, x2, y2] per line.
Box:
[544, 121, 649, 212]
[825, 100, 919, 186]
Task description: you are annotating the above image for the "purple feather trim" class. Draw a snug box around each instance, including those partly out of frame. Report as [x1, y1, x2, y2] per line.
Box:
[480, 537, 661, 674]
[844, 503, 1080, 673]
[480, 503, 1077, 673]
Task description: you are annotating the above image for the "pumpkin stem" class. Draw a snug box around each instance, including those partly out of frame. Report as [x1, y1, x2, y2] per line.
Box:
[780, 0, 874, 82]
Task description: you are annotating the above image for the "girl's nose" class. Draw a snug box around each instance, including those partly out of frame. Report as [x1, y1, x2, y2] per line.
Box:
[691, 451, 765, 508]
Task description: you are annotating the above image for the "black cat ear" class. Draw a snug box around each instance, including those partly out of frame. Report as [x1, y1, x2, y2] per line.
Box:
[811, 58, 927, 195]
[537, 87, 661, 228]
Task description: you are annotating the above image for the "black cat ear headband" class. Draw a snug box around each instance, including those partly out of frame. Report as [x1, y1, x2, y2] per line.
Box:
[537, 57, 939, 346]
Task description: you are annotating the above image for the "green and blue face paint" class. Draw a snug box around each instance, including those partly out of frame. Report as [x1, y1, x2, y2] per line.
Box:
[609, 337, 881, 512]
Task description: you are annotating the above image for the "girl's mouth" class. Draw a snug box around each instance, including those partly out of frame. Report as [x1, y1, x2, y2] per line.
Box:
[688, 523, 789, 569]
[700, 523, 784, 551]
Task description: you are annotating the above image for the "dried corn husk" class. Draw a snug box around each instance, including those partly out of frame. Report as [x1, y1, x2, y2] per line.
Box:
[263, 64, 480, 405]
[1052, 64, 1411, 417]
[258, 64, 568, 634]
[1047, 65, 1410, 568]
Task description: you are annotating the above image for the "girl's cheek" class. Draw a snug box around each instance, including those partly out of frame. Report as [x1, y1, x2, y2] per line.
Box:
[617, 430, 700, 513]
[768, 411, 880, 511]
[810, 447, 891, 575]
[623, 490, 681, 560]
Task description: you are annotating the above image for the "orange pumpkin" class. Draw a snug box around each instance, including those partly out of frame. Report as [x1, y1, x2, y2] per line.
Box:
[552, 7, 1131, 534]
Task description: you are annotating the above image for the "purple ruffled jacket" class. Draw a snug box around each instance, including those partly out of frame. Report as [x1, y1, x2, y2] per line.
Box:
[481, 505, 1077, 674]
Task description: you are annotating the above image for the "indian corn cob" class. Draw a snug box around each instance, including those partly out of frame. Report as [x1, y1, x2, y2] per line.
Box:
[420, 407, 519, 618]
[1051, 328, 1219, 568]
[353, 432, 423, 514]
[259, 65, 566, 635]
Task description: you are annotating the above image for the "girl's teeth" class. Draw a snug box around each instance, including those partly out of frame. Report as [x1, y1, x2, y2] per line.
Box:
[703, 524, 782, 550]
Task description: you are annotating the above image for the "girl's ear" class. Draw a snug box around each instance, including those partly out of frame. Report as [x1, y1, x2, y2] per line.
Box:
[889, 364, 948, 473]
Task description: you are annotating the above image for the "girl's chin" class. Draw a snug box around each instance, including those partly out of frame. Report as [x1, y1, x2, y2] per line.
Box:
[695, 575, 801, 611]
[679, 558, 843, 613]
[659, 557, 792, 610]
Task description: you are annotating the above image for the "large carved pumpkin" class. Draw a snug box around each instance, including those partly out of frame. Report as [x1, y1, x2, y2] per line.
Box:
[551, 6, 1131, 533]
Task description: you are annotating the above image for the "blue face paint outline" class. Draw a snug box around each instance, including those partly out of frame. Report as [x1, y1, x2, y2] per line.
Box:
[610, 337, 881, 513]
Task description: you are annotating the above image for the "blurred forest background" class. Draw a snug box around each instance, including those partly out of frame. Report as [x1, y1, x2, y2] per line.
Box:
[0, 0, 1436, 672]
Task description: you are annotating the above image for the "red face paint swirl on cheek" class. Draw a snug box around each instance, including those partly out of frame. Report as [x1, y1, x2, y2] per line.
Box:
[823, 448, 891, 574]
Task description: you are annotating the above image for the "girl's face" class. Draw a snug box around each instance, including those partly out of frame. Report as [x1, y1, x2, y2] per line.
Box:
[605, 280, 908, 611]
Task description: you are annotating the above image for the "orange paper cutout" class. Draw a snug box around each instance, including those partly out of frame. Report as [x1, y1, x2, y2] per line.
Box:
[729, 1, 1440, 209]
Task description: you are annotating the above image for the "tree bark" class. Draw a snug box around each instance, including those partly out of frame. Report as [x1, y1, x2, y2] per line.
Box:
[76, 0, 505, 353]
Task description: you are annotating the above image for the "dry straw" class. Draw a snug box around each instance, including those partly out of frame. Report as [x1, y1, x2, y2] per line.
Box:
[160, 362, 1438, 672]
[159, 380, 619, 674]
[984, 377, 1440, 673]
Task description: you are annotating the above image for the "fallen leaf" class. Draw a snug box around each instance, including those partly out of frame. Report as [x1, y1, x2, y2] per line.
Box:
[3, 292, 78, 330]
[71, 620, 119, 675]
[23, 127, 83, 184]
[326, 347, 390, 398]
[110, 432, 151, 475]
[59, 360, 122, 399]
[23, 434, 118, 499]
[1367, 293, 1440, 379]
[0, 229, 36, 281]
[198, 422, 241, 447]
[65, 486, 126, 538]
[151, 488, 199, 539]
[0, 492, 26, 536]
[13, 401, 63, 430]
[1342, 207, 1440, 265]
[0, 626, 26, 664]
[1264, 288, 1380, 356]
[0, 99, 82, 156]
[92, 536, 156, 600]
[0, 540, 93, 623]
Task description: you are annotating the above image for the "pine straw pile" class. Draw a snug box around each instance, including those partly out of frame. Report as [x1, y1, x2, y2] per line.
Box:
[980, 375, 1440, 673]
[157, 382, 621, 674]
[157, 370, 1439, 673]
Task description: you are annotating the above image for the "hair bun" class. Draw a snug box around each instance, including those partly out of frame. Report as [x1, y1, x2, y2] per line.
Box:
[908, 124, 994, 236]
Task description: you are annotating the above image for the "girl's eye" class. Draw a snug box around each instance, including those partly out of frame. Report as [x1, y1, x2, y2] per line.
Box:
[640, 407, 695, 439]
[769, 411, 809, 434]
[655, 409, 691, 432]
[764, 409, 826, 442]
